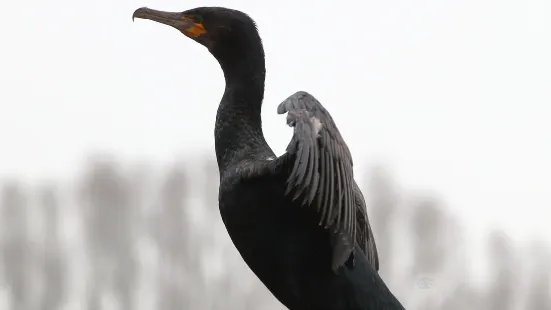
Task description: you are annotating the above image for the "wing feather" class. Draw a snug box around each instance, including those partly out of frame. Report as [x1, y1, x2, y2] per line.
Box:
[275, 91, 379, 271]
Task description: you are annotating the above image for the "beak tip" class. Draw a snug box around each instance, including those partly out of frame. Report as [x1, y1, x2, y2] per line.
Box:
[132, 7, 148, 22]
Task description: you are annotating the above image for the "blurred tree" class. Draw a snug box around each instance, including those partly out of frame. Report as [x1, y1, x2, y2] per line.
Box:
[525, 244, 551, 310]
[486, 231, 517, 310]
[79, 159, 137, 310]
[408, 197, 450, 309]
[365, 165, 398, 277]
[0, 182, 31, 310]
[410, 198, 447, 276]
[151, 165, 203, 309]
[38, 185, 66, 310]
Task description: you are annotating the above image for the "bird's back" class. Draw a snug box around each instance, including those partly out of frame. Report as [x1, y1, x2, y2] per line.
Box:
[219, 169, 404, 310]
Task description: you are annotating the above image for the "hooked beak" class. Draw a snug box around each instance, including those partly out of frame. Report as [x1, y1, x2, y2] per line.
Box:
[132, 7, 206, 38]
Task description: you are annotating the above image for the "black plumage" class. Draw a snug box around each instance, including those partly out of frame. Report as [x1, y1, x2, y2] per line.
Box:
[133, 6, 405, 309]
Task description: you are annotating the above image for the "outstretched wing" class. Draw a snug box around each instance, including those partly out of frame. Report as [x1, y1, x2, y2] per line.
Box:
[275, 91, 378, 271]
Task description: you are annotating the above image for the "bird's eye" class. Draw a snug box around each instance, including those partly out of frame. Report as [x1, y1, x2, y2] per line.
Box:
[194, 15, 203, 23]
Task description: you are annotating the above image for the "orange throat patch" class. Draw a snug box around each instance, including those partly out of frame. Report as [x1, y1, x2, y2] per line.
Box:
[185, 23, 206, 38]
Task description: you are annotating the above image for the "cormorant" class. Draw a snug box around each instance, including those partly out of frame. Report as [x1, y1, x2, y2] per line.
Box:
[133, 6, 405, 310]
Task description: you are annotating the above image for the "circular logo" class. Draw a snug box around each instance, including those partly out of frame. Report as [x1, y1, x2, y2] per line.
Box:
[416, 277, 434, 289]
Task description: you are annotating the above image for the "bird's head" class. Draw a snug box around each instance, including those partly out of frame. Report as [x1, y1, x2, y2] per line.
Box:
[133, 6, 263, 65]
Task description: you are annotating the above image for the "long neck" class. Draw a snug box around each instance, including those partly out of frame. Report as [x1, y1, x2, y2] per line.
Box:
[214, 46, 270, 172]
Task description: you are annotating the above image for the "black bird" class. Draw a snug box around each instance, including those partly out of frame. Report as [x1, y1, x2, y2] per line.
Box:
[133, 6, 405, 310]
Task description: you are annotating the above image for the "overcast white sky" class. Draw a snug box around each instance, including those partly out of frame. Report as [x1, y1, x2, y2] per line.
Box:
[0, 0, 549, 250]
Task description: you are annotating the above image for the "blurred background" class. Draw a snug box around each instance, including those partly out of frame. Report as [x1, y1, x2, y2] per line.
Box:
[0, 0, 549, 309]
